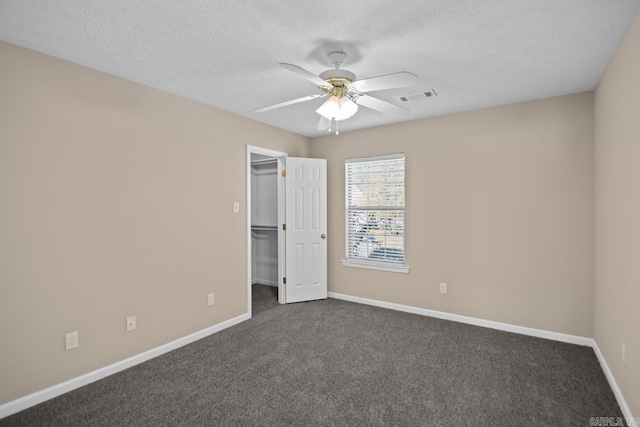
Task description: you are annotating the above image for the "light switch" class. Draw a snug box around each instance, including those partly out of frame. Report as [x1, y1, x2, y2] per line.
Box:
[233, 202, 240, 213]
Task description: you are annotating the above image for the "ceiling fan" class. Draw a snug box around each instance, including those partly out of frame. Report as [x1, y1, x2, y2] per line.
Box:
[255, 51, 419, 134]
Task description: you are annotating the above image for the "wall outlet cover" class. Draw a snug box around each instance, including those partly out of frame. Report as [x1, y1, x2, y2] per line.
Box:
[65, 331, 79, 351]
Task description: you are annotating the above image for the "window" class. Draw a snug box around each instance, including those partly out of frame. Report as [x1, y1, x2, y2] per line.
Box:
[342, 154, 409, 273]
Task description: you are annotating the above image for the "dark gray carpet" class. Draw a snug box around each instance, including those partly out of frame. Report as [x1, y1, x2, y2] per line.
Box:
[2, 284, 622, 426]
[251, 283, 279, 316]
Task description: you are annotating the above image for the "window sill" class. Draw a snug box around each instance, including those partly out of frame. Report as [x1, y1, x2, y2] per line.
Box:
[341, 260, 410, 274]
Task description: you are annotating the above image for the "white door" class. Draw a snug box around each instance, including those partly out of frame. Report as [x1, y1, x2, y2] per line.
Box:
[284, 157, 327, 303]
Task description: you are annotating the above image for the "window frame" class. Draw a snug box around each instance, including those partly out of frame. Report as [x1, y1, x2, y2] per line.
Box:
[341, 153, 410, 274]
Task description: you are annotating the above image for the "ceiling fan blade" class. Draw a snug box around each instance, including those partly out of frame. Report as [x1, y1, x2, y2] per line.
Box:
[317, 115, 332, 131]
[356, 94, 410, 117]
[280, 63, 332, 88]
[254, 93, 326, 113]
[350, 72, 419, 93]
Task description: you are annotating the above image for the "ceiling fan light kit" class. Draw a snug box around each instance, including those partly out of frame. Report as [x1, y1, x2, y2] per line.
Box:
[316, 95, 358, 121]
[255, 51, 419, 134]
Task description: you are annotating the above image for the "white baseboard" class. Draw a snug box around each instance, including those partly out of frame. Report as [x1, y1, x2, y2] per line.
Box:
[328, 291, 636, 424]
[328, 292, 592, 345]
[0, 313, 250, 419]
[591, 341, 637, 427]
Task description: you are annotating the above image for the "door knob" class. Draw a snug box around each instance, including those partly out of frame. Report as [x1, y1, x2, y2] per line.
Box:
[321, 234, 326, 239]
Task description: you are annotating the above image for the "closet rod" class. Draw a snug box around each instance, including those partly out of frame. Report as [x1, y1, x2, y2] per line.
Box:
[251, 225, 278, 230]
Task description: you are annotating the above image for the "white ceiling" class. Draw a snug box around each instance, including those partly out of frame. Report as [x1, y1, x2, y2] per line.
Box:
[1, 0, 638, 138]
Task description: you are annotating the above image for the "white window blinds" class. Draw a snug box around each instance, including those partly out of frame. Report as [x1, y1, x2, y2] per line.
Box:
[345, 154, 405, 265]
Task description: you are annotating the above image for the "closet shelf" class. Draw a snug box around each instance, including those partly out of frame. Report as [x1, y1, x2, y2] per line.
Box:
[251, 158, 278, 166]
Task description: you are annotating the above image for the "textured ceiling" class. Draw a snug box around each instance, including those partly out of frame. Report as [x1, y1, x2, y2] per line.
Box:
[1, 0, 638, 137]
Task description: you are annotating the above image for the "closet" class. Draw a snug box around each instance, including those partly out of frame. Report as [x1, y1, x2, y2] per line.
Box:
[250, 154, 279, 286]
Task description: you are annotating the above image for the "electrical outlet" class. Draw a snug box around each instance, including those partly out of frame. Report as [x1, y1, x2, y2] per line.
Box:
[208, 293, 215, 306]
[622, 344, 626, 366]
[126, 315, 136, 332]
[65, 331, 79, 351]
[440, 283, 448, 294]
[233, 202, 240, 213]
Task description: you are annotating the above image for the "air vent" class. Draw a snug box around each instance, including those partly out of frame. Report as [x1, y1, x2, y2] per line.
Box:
[397, 89, 438, 103]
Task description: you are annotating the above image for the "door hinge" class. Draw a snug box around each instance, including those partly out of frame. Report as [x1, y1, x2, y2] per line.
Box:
[282, 223, 286, 231]
[282, 169, 287, 177]
[283, 277, 286, 285]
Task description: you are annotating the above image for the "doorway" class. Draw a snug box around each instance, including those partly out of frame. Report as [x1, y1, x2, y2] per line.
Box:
[246, 145, 287, 316]
[245, 145, 328, 317]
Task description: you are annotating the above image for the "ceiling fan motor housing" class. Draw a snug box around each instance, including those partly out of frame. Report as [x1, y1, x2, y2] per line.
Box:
[319, 69, 357, 98]
[319, 69, 356, 82]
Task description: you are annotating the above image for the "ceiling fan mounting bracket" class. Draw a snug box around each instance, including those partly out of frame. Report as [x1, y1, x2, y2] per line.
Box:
[327, 51, 347, 68]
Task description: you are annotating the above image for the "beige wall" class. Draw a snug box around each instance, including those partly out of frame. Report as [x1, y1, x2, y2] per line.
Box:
[594, 12, 640, 417]
[3, 23, 633, 410]
[0, 41, 308, 404]
[311, 93, 594, 337]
